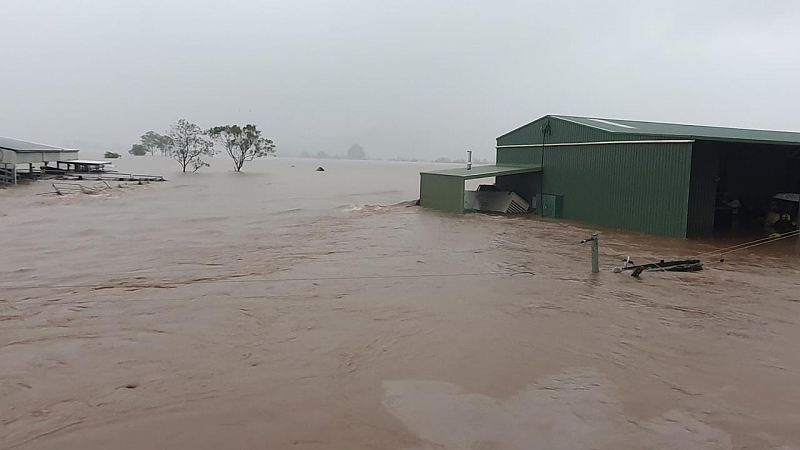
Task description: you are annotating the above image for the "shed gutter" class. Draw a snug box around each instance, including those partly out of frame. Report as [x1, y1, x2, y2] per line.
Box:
[497, 139, 695, 148]
[420, 164, 542, 180]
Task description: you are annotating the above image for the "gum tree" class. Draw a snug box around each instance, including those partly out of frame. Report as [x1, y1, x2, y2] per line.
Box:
[208, 124, 275, 172]
[347, 143, 366, 160]
[141, 131, 173, 156]
[168, 119, 214, 172]
[129, 144, 147, 156]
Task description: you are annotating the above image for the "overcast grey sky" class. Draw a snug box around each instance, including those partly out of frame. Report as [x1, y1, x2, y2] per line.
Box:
[2, 0, 799, 160]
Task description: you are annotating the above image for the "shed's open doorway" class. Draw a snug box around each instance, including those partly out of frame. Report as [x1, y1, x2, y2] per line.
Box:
[465, 175, 534, 214]
[705, 142, 800, 238]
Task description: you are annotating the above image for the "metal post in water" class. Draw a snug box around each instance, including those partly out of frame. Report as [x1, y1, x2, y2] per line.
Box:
[591, 232, 599, 273]
[467, 151, 472, 170]
[11, 150, 17, 185]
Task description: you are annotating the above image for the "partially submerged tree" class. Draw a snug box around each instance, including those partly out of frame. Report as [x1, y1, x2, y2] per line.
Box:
[143, 131, 173, 156]
[141, 131, 159, 156]
[347, 143, 366, 160]
[129, 144, 147, 156]
[167, 119, 214, 172]
[208, 124, 275, 172]
[161, 136, 174, 156]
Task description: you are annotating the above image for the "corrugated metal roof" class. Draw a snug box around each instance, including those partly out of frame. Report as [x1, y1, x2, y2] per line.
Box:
[0, 136, 74, 152]
[420, 164, 542, 179]
[498, 115, 800, 145]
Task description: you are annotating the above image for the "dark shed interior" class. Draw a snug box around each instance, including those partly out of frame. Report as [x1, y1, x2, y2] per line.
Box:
[688, 141, 800, 237]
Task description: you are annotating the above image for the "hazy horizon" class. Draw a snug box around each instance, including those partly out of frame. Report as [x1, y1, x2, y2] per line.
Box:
[3, 0, 799, 161]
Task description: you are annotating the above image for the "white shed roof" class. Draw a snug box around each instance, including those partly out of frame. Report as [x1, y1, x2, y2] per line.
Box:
[0, 136, 76, 152]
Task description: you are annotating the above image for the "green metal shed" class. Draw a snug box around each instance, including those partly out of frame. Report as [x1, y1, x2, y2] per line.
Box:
[420, 164, 542, 213]
[420, 115, 800, 237]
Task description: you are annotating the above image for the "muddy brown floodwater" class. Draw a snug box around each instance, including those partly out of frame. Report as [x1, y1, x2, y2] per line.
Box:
[2, 156, 800, 449]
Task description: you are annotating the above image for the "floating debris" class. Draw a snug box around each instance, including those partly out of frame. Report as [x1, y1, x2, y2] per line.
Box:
[615, 259, 703, 277]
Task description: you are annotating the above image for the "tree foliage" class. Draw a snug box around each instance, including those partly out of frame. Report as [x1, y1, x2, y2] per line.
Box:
[104, 151, 121, 159]
[167, 119, 214, 172]
[347, 143, 366, 160]
[129, 144, 147, 156]
[141, 131, 172, 156]
[208, 124, 275, 172]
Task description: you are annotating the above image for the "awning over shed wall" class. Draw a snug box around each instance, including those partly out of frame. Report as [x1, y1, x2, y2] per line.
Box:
[419, 164, 542, 214]
[420, 164, 542, 180]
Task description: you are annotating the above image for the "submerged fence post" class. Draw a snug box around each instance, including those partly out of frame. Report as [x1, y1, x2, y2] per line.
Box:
[580, 232, 600, 273]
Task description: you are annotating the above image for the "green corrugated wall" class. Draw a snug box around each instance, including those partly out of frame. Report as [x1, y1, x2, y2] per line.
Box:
[542, 142, 693, 236]
[419, 173, 465, 213]
[495, 116, 695, 237]
[496, 146, 542, 166]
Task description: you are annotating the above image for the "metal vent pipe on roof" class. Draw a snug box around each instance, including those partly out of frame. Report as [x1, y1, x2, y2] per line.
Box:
[467, 151, 472, 170]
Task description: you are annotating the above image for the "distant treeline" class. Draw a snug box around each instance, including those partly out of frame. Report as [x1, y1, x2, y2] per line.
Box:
[127, 123, 491, 169]
[289, 144, 369, 160]
[286, 151, 492, 164]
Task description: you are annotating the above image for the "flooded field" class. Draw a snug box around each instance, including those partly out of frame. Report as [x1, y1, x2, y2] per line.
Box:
[2, 156, 800, 449]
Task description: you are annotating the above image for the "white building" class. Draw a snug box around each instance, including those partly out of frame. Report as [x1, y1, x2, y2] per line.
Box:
[0, 136, 79, 185]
